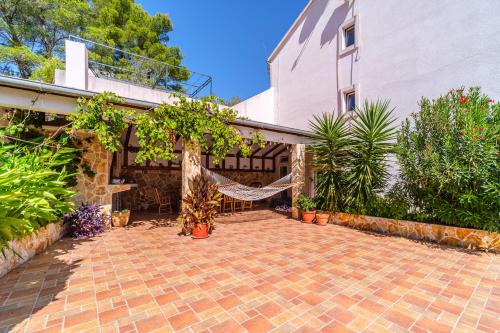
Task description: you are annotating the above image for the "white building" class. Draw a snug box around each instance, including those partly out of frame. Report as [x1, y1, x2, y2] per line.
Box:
[234, 0, 500, 129]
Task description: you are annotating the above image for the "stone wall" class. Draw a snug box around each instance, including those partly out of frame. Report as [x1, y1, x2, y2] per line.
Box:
[0, 223, 66, 278]
[120, 168, 182, 211]
[330, 213, 500, 252]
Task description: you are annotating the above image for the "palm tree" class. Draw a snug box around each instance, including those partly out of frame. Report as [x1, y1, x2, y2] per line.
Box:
[309, 113, 351, 212]
[347, 100, 397, 211]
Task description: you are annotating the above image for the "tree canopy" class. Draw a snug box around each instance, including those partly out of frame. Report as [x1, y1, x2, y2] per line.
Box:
[0, 0, 188, 83]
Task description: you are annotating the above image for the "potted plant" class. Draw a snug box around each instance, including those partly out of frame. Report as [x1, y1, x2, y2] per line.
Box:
[111, 209, 130, 227]
[295, 194, 317, 224]
[315, 211, 330, 226]
[178, 175, 222, 239]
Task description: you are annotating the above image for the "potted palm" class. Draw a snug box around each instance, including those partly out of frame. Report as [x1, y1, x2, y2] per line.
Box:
[178, 175, 222, 239]
[295, 194, 317, 224]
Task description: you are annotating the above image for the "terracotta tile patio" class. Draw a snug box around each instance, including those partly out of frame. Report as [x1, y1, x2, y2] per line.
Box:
[0, 210, 499, 333]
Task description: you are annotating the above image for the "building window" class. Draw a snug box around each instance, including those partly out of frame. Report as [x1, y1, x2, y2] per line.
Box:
[344, 25, 355, 48]
[345, 91, 356, 112]
[339, 16, 358, 57]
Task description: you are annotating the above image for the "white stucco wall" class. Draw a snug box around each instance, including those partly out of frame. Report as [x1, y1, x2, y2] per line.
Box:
[265, 0, 500, 130]
[233, 88, 275, 123]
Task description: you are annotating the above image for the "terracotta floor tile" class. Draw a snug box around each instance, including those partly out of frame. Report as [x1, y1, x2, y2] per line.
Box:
[126, 294, 155, 308]
[64, 309, 97, 328]
[242, 315, 274, 333]
[167, 310, 199, 330]
[216, 295, 242, 310]
[256, 301, 283, 318]
[299, 292, 324, 306]
[135, 313, 168, 333]
[99, 306, 129, 324]
[209, 318, 244, 333]
[0, 211, 497, 333]
[190, 297, 217, 313]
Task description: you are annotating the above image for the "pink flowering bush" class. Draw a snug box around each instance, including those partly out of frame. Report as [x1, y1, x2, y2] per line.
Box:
[396, 87, 499, 231]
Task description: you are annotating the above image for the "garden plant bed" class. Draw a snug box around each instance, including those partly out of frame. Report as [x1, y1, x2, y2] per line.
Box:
[330, 212, 500, 252]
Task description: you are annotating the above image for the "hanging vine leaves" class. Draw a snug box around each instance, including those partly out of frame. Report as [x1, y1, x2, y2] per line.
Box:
[69, 92, 266, 163]
[69, 92, 130, 152]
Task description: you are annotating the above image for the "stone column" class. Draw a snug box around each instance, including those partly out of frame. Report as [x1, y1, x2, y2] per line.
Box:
[181, 139, 202, 201]
[291, 144, 306, 220]
[71, 132, 113, 215]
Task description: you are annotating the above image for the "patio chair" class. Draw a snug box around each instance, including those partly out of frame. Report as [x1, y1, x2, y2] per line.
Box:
[233, 198, 244, 211]
[243, 200, 253, 210]
[153, 188, 172, 214]
[222, 195, 234, 213]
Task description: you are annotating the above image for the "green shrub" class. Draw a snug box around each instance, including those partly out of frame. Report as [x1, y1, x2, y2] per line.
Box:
[396, 87, 499, 231]
[295, 194, 317, 212]
[0, 142, 76, 255]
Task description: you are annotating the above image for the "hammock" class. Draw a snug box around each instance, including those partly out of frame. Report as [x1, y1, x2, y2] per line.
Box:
[202, 167, 296, 201]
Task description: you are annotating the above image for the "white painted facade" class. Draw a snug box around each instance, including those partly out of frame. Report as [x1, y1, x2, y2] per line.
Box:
[236, 0, 500, 130]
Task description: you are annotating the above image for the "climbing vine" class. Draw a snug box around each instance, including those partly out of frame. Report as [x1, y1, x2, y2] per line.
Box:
[69, 92, 130, 152]
[70, 92, 266, 164]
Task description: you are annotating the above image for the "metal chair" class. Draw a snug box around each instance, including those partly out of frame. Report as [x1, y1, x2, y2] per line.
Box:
[153, 188, 172, 214]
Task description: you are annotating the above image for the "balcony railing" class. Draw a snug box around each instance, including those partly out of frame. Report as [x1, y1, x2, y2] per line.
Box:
[68, 36, 212, 98]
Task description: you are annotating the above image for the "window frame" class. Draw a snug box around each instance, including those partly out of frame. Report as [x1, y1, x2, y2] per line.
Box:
[339, 16, 359, 57]
[339, 84, 359, 114]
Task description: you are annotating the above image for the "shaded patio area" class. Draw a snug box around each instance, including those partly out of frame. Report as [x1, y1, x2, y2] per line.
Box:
[0, 212, 498, 333]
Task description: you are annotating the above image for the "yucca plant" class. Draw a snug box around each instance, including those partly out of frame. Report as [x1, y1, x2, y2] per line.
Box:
[347, 100, 397, 212]
[308, 113, 351, 212]
[177, 175, 222, 236]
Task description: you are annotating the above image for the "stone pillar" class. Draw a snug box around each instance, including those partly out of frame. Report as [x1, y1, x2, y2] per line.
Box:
[181, 139, 202, 201]
[71, 132, 113, 215]
[291, 144, 306, 220]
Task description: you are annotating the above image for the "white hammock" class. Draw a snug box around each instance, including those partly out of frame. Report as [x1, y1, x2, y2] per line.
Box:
[202, 167, 296, 201]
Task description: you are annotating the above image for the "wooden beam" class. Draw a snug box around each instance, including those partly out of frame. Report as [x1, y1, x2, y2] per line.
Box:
[273, 146, 288, 159]
[251, 146, 265, 157]
[123, 125, 133, 166]
[236, 149, 240, 170]
[262, 143, 282, 157]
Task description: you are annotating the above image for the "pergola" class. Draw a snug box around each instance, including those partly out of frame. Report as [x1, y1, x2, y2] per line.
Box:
[0, 74, 313, 219]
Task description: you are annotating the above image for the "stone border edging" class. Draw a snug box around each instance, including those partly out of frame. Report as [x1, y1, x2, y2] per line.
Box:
[329, 212, 499, 252]
[0, 223, 67, 278]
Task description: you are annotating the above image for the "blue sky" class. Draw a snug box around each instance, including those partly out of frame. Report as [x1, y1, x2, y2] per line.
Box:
[138, 1, 308, 100]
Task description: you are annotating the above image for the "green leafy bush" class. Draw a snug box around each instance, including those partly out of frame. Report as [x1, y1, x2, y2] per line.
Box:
[396, 87, 499, 231]
[0, 142, 76, 254]
[295, 194, 317, 212]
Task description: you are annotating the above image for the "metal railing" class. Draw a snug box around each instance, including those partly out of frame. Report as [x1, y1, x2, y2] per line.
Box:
[68, 35, 213, 98]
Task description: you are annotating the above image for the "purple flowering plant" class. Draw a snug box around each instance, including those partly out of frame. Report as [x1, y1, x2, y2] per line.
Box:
[64, 203, 108, 238]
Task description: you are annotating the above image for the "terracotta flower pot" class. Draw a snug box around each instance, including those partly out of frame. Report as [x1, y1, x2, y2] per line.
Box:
[192, 223, 209, 239]
[301, 211, 316, 224]
[316, 213, 329, 226]
[111, 211, 130, 227]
